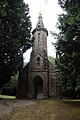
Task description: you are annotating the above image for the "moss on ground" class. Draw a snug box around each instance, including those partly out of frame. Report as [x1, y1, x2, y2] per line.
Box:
[0, 95, 16, 99]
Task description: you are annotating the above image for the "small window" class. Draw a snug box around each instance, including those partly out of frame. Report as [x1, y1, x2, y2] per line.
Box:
[38, 25, 40, 28]
[38, 33, 40, 35]
[38, 22, 40, 28]
[38, 33, 40, 39]
[38, 33, 40, 46]
[37, 57, 40, 66]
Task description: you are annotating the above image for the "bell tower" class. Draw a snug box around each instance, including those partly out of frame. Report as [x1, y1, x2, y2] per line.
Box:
[32, 13, 48, 58]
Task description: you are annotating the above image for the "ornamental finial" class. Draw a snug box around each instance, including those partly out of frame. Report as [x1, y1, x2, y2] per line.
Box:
[39, 11, 42, 16]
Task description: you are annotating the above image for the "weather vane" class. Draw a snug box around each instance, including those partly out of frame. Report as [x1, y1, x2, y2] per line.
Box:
[39, 11, 42, 16]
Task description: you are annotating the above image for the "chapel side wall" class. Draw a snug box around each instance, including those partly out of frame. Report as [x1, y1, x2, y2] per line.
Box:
[16, 64, 29, 99]
[27, 71, 49, 98]
[48, 62, 59, 97]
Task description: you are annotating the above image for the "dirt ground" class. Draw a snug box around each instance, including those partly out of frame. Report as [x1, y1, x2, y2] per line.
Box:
[0, 99, 80, 120]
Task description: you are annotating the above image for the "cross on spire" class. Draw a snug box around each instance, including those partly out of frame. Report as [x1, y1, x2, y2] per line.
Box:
[39, 11, 42, 16]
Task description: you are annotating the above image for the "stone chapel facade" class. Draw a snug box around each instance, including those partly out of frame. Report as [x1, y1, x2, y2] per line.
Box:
[17, 14, 60, 99]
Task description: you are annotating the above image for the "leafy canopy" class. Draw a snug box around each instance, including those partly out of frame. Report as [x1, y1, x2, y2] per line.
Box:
[0, 0, 32, 87]
[55, 0, 80, 97]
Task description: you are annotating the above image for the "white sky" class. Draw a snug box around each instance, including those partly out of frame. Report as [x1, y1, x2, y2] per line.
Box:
[24, 0, 63, 62]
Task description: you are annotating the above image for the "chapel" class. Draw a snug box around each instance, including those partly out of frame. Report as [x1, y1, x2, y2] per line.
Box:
[17, 14, 60, 99]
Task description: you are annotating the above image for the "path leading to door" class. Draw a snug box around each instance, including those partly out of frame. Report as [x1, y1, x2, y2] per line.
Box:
[0, 99, 80, 120]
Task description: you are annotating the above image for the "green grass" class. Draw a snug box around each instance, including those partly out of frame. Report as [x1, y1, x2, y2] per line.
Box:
[0, 95, 16, 99]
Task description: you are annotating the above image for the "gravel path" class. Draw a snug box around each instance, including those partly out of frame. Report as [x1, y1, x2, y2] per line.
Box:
[0, 99, 35, 118]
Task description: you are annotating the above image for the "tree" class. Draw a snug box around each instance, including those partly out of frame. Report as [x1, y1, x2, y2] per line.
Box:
[0, 0, 8, 16]
[55, 0, 80, 97]
[48, 56, 56, 65]
[0, 0, 32, 88]
[3, 72, 19, 89]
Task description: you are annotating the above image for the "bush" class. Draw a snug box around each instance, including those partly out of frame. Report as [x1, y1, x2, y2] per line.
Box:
[2, 88, 16, 96]
[2, 72, 19, 96]
[3, 72, 19, 89]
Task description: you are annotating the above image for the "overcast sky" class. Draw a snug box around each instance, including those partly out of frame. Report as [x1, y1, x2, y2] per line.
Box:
[23, 0, 63, 62]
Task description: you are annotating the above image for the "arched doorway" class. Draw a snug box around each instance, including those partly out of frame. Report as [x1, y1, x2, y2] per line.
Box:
[33, 76, 43, 99]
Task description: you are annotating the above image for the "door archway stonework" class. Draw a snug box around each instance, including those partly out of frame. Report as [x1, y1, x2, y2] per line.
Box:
[33, 76, 43, 98]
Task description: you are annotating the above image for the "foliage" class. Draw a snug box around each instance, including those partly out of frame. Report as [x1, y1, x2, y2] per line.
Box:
[0, 0, 8, 16]
[55, 0, 80, 97]
[3, 72, 19, 89]
[0, 95, 15, 99]
[48, 56, 56, 65]
[23, 62, 28, 67]
[0, 0, 32, 87]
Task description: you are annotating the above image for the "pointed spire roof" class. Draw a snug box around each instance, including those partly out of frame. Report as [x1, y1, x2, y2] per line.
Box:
[32, 12, 48, 36]
[36, 13, 44, 28]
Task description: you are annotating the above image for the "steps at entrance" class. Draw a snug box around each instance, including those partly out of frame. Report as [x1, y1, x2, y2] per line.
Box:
[37, 93, 43, 99]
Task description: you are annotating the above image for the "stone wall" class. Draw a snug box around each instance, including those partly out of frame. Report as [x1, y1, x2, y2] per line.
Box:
[27, 71, 48, 98]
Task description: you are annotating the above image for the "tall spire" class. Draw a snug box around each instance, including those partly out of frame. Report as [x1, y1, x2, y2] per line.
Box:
[36, 12, 44, 28]
[32, 12, 48, 36]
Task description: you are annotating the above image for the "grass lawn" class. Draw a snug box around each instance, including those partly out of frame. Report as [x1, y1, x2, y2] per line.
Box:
[0, 95, 16, 99]
[0, 99, 80, 120]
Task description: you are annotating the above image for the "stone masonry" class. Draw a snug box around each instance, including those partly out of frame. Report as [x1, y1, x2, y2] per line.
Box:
[17, 14, 60, 99]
